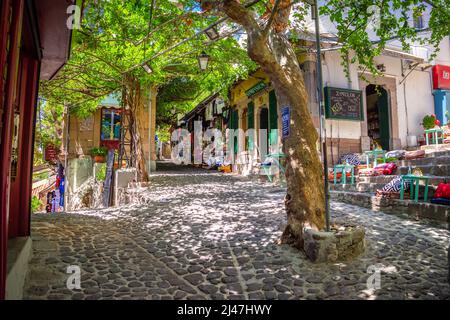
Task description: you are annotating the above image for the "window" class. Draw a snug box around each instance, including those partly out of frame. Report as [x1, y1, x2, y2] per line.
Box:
[101, 108, 121, 141]
[413, 12, 424, 30]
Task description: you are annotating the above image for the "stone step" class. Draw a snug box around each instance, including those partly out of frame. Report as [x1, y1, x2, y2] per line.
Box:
[396, 164, 450, 176]
[358, 175, 450, 187]
[330, 182, 438, 198]
[397, 155, 450, 167]
[330, 183, 385, 193]
[330, 190, 450, 229]
[420, 144, 450, 155]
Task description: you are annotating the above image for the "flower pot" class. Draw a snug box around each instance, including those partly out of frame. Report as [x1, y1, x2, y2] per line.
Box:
[94, 155, 106, 163]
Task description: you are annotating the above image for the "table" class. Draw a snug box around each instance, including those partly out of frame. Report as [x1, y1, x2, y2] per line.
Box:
[364, 150, 386, 167]
[261, 153, 286, 183]
[333, 164, 355, 185]
[425, 128, 445, 145]
[399, 174, 430, 202]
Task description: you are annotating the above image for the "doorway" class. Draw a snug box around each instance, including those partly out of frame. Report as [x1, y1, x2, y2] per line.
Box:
[366, 84, 391, 150]
[259, 107, 269, 160]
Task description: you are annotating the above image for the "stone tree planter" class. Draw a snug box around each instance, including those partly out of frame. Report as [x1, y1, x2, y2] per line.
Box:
[303, 223, 366, 263]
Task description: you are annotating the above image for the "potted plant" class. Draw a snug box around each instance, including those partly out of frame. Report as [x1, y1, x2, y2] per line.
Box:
[422, 114, 437, 130]
[422, 114, 443, 143]
[89, 147, 107, 163]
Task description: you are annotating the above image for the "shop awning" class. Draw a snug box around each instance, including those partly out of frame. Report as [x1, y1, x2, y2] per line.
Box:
[35, 0, 78, 80]
[381, 48, 424, 63]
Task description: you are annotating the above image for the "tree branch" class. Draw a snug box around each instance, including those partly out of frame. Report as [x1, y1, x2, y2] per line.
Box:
[262, 0, 281, 37]
[219, 0, 261, 33]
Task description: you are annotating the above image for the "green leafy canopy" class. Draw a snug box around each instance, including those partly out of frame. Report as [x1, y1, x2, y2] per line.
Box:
[40, 0, 256, 125]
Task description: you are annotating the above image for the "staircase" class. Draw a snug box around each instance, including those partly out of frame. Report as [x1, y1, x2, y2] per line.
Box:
[330, 147, 450, 229]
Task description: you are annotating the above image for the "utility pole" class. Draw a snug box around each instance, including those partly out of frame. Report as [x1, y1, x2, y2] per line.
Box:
[312, 0, 330, 232]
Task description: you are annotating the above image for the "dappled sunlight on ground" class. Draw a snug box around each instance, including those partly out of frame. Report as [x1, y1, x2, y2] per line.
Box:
[24, 161, 449, 300]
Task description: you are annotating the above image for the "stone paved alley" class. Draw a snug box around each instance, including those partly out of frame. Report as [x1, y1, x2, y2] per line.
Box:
[24, 162, 450, 300]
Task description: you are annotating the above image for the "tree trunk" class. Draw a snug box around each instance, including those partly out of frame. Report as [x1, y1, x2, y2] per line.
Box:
[218, 1, 326, 248]
[264, 33, 325, 248]
[124, 75, 149, 182]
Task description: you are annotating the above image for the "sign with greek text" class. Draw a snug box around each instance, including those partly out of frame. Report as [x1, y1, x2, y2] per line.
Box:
[324, 87, 363, 121]
[245, 81, 267, 97]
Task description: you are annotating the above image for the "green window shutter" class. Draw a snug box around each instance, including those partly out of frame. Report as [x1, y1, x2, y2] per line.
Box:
[247, 102, 254, 150]
[234, 110, 239, 154]
[269, 90, 278, 145]
[229, 108, 234, 130]
[228, 109, 239, 154]
[247, 102, 254, 129]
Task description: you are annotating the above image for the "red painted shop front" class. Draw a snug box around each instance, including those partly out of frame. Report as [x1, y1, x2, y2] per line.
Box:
[432, 65, 450, 125]
[0, 0, 74, 299]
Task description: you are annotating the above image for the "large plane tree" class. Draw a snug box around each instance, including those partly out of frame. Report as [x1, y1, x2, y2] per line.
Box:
[199, 0, 450, 248]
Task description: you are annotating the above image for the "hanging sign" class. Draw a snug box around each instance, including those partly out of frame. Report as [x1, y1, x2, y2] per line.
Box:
[324, 87, 363, 121]
[44, 144, 58, 163]
[245, 81, 267, 97]
[281, 106, 290, 138]
[432, 64, 450, 90]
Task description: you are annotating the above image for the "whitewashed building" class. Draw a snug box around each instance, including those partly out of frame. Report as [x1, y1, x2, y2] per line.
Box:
[297, 2, 450, 164]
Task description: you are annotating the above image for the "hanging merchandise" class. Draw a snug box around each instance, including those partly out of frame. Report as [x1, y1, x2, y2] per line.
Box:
[51, 190, 57, 213]
[205, 102, 213, 121]
[46, 192, 53, 213]
[59, 176, 65, 208]
[216, 98, 225, 115]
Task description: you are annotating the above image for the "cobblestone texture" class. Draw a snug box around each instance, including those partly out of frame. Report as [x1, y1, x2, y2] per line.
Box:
[24, 161, 450, 300]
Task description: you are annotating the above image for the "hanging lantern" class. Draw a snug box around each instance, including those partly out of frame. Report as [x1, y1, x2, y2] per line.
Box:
[198, 51, 210, 71]
[142, 62, 153, 74]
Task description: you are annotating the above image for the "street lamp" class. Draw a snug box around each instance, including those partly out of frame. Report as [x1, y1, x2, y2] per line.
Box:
[205, 26, 220, 41]
[312, 0, 331, 232]
[198, 51, 210, 71]
[142, 62, 153, 74]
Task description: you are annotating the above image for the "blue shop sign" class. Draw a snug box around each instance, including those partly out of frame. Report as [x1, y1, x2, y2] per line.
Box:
[282, 106, 290, 138]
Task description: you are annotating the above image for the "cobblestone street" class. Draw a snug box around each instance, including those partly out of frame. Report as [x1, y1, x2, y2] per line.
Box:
[24, 162, 450, 300]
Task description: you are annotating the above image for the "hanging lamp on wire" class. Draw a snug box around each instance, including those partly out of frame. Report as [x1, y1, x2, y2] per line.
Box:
[141, 0, 155, 74]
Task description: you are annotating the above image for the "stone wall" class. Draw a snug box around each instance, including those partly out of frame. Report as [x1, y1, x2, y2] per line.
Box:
[114, 168, 138, 206]
[326, 138, 361, 165]
[303, 225, 365, 263]
[331, 191, 450, 229]
[66, 157, 94, 211]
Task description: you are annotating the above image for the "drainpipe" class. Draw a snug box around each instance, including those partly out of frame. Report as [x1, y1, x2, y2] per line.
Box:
[313, 0, 330, 232]
[148, 89, 152, 175]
